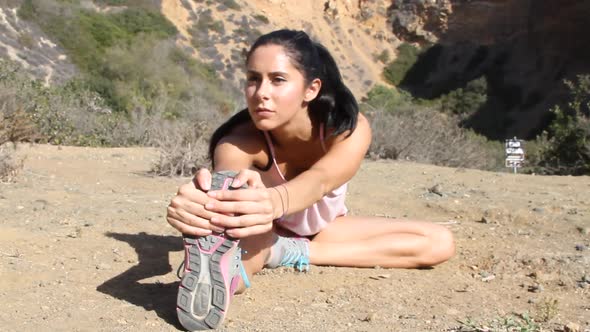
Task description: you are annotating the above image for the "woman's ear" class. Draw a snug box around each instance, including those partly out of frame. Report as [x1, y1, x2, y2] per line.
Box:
[304, 78, 322, 102]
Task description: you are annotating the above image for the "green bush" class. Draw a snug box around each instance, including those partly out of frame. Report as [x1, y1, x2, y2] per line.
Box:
[18, 2, 178, 112]
[110, 8, 177, 38]
[16, 0, 36, 20]
[363, 85, 412, 111]
[220, 0, 241, 10]
[373, 50, 390, 64]
[253, 14, 269, 24]
[530, 75, 590, 175]
[440, 76, 488, 119]
[383, 43, 420, 86]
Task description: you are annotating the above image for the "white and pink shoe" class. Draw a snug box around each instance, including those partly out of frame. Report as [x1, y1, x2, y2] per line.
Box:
[176, 171, 249, 331]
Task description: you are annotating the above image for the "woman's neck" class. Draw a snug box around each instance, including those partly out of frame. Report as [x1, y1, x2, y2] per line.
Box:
[270, 111, 317, 148]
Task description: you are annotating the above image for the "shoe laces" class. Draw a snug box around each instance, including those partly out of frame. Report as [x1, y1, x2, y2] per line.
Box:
[279, 238, 310, 272]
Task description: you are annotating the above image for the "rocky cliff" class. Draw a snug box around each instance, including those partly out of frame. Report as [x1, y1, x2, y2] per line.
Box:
[0, 4, 76, 85]
[159, 0, 399, 98]
[390, 0, 590, 139]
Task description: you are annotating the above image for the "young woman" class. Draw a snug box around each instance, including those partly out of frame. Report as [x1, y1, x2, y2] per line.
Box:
[167, 29, 455, 331]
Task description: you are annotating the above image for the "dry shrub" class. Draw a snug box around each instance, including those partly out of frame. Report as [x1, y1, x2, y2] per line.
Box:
[0, 107, 36, 145]
[0, 144, 23, 182]
[0, 82, 36, 183]
[367, 105, 503, 170]
[150, 120, 211, 177]
[144, 90, 224, 177]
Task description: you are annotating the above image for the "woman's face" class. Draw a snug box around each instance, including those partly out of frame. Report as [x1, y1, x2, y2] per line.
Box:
[245, 44, 316, 131]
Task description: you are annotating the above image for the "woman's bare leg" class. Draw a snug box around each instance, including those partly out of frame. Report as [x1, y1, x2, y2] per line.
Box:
[232, 230, 274, 293]
[234, 216, 454, 292]
[310, 216, 455, 268]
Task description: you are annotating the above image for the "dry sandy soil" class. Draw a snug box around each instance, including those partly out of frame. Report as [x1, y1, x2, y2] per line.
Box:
[0, 144, 589, 331]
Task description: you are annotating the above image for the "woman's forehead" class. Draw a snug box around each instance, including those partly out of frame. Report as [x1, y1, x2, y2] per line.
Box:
[247, 44, 298, 72]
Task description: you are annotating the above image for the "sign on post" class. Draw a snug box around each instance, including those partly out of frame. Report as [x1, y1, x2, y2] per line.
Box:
[505, 137, 525, 173]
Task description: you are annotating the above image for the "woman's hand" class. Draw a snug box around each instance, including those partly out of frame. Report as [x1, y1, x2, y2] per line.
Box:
[205, 169, 283, 238]
[167, 169, 225, 236]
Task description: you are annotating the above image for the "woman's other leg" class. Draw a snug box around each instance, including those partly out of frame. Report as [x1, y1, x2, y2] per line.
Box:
[310, 216, 455, 268]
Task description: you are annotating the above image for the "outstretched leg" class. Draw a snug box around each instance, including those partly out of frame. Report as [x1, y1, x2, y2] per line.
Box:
[310, 216, 455, 268]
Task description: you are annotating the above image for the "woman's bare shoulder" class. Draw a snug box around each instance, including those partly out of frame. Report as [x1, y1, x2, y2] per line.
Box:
[215, 120, 268, 168]
[324, 113, 370, 148]
[218, 121, 263, 148]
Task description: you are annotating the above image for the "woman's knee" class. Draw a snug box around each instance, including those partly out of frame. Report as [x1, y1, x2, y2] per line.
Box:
[426, 226, 455, 266]
[411, 226, 454, 267]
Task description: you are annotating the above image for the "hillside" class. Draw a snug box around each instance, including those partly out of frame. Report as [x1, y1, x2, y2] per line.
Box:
[0, 0, 399, 98]
[160, 0, 400, 97]
[2, 0, 587, 131]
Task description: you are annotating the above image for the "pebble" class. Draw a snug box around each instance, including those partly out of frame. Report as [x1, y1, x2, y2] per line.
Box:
[96, 263, 111, 270]
[361, 313, 377, 322]
[478, 216, 490, 224]
[574, 244, 587, 251]
[481, 275, 495, 282]
[564, 322, 581, 332]
[428, 184, 443, 196]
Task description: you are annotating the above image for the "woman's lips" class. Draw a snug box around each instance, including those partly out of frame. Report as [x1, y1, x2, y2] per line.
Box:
[255, 107, 274, 117]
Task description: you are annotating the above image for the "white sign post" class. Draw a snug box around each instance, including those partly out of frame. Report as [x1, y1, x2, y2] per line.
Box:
[505, 137, 525, 173]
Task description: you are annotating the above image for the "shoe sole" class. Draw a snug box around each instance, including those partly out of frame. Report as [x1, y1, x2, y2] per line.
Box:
[177, 171, 244, 331]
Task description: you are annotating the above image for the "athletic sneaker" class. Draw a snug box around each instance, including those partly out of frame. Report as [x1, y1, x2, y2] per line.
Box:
[176, 171, 249, 331]
[265, 235, 310, 272]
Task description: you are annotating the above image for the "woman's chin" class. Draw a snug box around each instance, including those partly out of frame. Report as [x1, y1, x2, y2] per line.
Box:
[251, 118, 278, 131]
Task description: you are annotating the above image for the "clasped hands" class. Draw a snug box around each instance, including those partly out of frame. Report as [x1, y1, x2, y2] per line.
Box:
[167, 169, 282, 238]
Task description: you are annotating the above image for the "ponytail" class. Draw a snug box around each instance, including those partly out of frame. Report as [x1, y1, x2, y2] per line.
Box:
[309, 42, 359, 137]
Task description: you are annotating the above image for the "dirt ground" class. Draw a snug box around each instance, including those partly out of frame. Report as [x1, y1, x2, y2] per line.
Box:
[0, 144, 588, 331]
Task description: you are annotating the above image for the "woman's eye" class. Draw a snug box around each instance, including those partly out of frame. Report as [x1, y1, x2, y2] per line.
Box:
[273, 77, 286, 83]
[246, 76, 260, 85]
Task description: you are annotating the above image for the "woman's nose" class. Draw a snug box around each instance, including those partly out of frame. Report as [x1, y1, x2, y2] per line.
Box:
[255, 80, 270, 100]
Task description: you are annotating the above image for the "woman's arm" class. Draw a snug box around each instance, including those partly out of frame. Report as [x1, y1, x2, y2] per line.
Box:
[167, 125, 281, 236]
[209, 114, 372, 230]
[279, 113, 371, 214]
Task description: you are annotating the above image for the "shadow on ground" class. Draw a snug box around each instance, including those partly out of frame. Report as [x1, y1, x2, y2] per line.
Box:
[97, 232, 183, 329]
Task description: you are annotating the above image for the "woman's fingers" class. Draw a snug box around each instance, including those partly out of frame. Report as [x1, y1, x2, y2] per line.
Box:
[166, 210, 212, 236]
[210, 211, 273, 229]
[205, 195, 274, 219]
[194, 168, 212, 191]
[167, 176, 225, 234]
[207, 187, 269, 202]
[225, 223, 274, 238]
[230, 169, 265, 189]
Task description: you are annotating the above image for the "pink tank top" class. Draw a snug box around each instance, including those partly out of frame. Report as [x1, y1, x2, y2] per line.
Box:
[261, 127, 348, 236]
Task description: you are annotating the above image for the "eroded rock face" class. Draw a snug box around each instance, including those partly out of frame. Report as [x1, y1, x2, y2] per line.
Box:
[391, 0, 590, 139]
[388, 0, 452, 43]
[0, 7, 76, 85]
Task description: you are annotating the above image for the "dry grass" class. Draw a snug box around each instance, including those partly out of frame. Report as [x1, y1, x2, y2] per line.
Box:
[0, 144, 23, 183]
[0, 106, 36, 145]
[0, 101, 36, 183]
[366, 104, 503, 171]
[150, 120, 211, 177]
